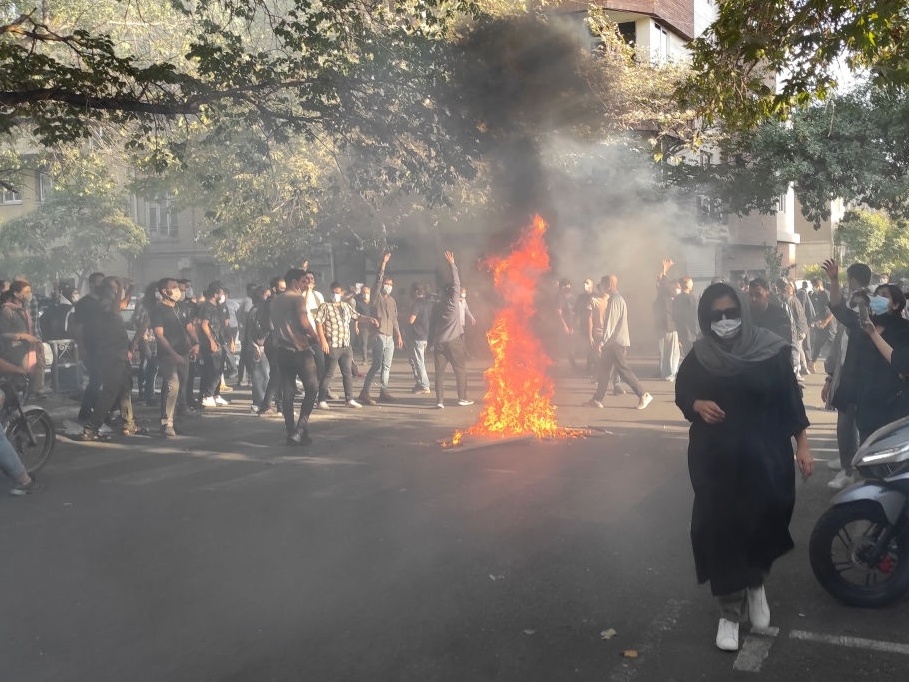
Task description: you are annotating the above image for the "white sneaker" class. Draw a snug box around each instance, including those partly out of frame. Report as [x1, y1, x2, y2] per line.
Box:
[249, 405, 258, 414]
[636, 393, 653, 410]
[716, 618, 739, 651]
[827, 459, 843, 471]
[457, 399, 474, 406]
[436, 403, 445, 409]
[317, 401, 330, 410]
[201, 396, 217, 408]
[828, 470, 856, 490]
[346, 399, 362, 408]
[214, 395, 230, 406]
[747, 585, 770, 629]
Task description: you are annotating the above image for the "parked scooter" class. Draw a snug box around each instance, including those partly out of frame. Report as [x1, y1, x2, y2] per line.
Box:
[810, 415, 909, 606]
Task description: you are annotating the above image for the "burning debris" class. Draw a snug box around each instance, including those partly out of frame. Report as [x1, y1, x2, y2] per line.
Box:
[447, 214, 589, 449]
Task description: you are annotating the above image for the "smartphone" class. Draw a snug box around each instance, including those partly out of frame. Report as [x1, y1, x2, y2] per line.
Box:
[858, 298, 871, 326]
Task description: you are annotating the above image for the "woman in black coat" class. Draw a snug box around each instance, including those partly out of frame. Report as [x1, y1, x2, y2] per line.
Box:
[675, 283, 814, 652]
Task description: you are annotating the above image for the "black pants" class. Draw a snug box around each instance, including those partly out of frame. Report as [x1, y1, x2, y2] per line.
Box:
[434, 337, 468, 404]
[200, 348, 225, 398]
[594, 345, 644, 400]
[319, 346, 353, 401]
[86, 358, 134, 431]
[278, 347, 319, 436]
[78, 356, 103, 422]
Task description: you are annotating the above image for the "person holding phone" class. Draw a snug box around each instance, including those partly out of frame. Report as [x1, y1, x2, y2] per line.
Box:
[823, 260, 909, 449]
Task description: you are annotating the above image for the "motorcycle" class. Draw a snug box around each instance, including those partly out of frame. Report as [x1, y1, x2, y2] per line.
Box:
[0, 377, 56, 474]
[810, 415, 909, 606]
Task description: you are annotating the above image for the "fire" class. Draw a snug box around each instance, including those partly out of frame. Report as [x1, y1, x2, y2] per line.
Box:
[450, 214, 583, 446]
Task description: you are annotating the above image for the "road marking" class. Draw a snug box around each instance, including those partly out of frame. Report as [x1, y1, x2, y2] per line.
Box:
[790, 630, 909, 655]
[734, 627, 779, 672]
[608, 599, 688, 681]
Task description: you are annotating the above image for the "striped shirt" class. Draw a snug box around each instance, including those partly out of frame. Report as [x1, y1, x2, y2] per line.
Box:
[314, 301, 362, 348]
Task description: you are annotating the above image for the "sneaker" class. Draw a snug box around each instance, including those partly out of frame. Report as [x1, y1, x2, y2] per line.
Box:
[214, 395, 230, 406]
[636, 393, 654, 410]
[716, 618, 739, 651]
[827, 459, 843, 471]
[457, 399, 474, 406]
[317, 401, 330, 410]
[379, 391, 395, 402]
[346, 399, 362, 408]
[287, 429, 312, 446]
[828, 471, 856, 490]
[201, 396, 217, 408]
[411, 384, 423, 394]
[249, 405, 259, 414]
[747, 585, 770, 629]
[420, 388, 432, 394]
[161, 424, 177, 438]
[258, 407, 278, 417]
[358, 393, 377, 406]
[10, 477, 39, 496]
[436, 402, 445, 409]
[584, 399, 604, 408]
[219, 384, 234, 393]
[122, 425, 149, 436]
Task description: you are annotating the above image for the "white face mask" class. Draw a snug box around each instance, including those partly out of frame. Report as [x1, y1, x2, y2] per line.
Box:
[332, 293, 342, 303]
[382, 284, 392, 295]
[217, 294, 226, 304]
[711, 318, 742, 339]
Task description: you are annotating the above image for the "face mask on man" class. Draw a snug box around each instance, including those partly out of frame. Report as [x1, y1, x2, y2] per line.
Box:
[217, 294, 226, 304]
[870, 295, 890, 316]
[382, 284, 392, 295]
[711, 318, 742, 339]
[332, 293, 342, 303]
[166, 288, 182, 302]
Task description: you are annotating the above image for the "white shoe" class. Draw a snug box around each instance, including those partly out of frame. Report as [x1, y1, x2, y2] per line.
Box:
[346, 399, 362, 408]
[827, 459, 843, 471]
[747, 585, 770, 629]
[636, 393, 654, 410]
[457, 399, 474, 406]
[249, 405, 258, 414]
[436, 403, 445, 409]
[214, 395, 230, 406]
[317, 401, 330, 410]
[828, 470, 856, 490]
[716, 618, 739, 651]
[201, 396, 216, 408]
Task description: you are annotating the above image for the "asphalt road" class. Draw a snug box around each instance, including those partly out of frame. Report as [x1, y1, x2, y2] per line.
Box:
[2, 358, 908, 681]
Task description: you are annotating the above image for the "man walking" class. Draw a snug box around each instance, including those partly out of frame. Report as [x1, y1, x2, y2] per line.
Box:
[431, 251, 474, 408]
[359, 251, 403, 405]
[269, 268, 320, 445]
[151, 278, 200, 437]
[587, 275, 653, 410]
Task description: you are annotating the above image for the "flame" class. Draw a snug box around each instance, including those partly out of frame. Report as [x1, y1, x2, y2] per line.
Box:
[450, 215, 583, 446]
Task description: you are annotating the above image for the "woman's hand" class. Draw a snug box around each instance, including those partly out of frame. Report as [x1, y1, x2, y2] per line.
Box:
[693, 399, 725, 424]
[796, 440, 814, 481]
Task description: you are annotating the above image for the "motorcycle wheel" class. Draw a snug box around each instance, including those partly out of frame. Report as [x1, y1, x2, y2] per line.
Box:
[810, 501, 909, 607]
[7, 408, 56, 474]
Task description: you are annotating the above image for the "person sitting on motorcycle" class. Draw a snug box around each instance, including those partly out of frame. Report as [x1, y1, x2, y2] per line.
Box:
[825, 261, 909, 444]
[0, 356, 38, 495]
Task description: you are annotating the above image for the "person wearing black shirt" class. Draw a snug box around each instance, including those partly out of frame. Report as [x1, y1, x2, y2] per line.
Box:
[70, 272, 105, 422]
[198, 282, 229, 407]
[152, 278, 200, 437]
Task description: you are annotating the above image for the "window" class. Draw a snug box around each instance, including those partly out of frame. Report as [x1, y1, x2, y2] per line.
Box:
[653, 23, 670, 63]
[146, 196, 179, 238]
[1, 186, 22, 204]
[617, 22, 636, 47]
[37, 172, 52, 202]
[772, 193, 787, 213]
[699, 151, 714, 167]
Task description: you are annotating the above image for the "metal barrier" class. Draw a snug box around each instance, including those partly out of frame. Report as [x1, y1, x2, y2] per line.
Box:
[47, 339, 82, 392]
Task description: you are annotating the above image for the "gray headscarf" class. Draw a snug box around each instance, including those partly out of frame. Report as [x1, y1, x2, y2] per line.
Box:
[692, 283, 790, 377]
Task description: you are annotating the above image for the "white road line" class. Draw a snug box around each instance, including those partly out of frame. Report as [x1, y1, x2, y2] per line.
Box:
[734, 628, 778, 672]
[790, 630, 909, 655]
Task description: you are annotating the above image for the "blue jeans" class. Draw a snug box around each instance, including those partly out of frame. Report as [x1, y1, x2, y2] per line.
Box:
[250, 351, 270, 407]
[363, 334, 395, 394]
[0, 428, 26, 480]
[409, 339, 430, 390]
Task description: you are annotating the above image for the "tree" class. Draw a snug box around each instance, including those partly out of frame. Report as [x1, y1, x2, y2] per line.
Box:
[682, 0, 909, 129]
[835, 208, 909, 276]
[0, 148, 148, 286]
